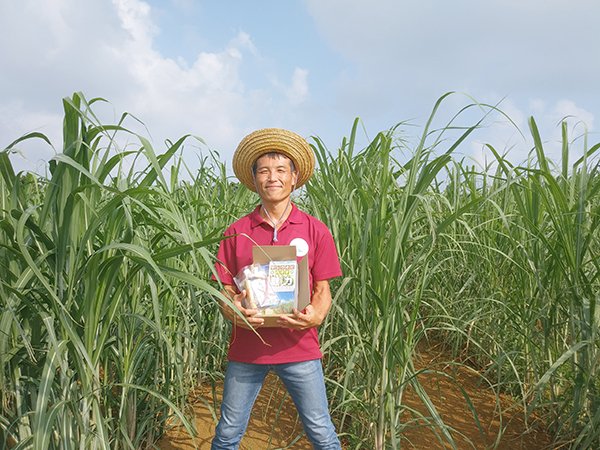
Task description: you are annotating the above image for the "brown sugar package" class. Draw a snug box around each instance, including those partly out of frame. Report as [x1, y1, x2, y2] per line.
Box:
[234, 260, 298, 314]
[230, 245, 311, 327]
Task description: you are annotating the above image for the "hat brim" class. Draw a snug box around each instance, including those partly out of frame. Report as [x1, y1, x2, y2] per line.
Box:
[232, 128, 315, 192]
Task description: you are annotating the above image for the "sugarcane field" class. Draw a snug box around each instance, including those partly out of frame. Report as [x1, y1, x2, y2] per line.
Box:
[1, 91, 598, 449]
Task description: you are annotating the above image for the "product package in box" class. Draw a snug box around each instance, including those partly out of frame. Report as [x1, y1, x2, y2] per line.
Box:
[233, 245, 310, 327]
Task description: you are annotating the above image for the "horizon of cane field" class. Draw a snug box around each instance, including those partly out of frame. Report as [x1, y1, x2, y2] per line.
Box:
[1, 91, 599, 448]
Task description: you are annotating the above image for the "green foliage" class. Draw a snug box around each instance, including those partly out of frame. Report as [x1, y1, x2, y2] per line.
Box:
[1, 92, 598, 449]
[0, 93, 253, 448]
[302, 102, 599, 448]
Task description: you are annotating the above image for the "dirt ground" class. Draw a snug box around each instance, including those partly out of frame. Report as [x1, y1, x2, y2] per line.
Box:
[157, 350, 553, 450]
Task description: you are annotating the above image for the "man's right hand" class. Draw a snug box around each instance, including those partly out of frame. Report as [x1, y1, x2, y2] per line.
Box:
[219, 286, 265, 329]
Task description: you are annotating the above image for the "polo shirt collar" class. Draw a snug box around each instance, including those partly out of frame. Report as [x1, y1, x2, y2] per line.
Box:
[249, 202, 304, 229]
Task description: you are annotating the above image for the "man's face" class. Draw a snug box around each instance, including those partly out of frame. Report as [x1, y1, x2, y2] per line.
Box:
[253, 154, 298, 204]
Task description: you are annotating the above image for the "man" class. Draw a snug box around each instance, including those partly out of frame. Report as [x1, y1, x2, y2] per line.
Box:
[211, 128, 343, 449]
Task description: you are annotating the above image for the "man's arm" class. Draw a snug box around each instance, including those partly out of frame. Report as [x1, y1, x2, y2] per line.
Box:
[219, 284, 265, 329]
[277, 279, 333, 330]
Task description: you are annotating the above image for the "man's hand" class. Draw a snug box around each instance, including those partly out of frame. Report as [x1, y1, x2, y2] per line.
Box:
[277, 304, 324, 330]
[219, 285, 265, 329]
[277, 280, 332, 330]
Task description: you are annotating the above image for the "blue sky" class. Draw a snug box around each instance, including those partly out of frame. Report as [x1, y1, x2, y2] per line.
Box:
[1, 0, 599, 175]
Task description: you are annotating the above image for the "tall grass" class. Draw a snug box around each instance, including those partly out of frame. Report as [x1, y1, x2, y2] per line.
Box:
[304, 102, 599, 448]
[0, 93, 252, 448]
[429, 119, 600, 447]
[305, 97, 491, 449]
[1, 92, 598, 449]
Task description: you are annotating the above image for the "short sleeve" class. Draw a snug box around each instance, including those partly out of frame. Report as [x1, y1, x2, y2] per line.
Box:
[311, 226, 342, 281]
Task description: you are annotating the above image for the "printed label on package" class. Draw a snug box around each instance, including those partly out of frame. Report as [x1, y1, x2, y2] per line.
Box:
[268, 260, 297, 292]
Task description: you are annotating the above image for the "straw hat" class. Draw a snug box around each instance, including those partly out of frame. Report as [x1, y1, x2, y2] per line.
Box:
[232, 128, 315, 191]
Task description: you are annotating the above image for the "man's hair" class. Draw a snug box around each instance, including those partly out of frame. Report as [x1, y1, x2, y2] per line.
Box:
[251, 152, 297, 176]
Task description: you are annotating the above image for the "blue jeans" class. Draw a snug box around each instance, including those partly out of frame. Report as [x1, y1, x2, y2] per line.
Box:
[211, 359, 341, 449]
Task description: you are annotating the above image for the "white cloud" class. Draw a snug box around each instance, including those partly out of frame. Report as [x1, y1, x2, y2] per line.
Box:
[529, 99, 546, 116]
[551, 100, 594, 132]
[305, 0, 600, 128]
[286, 68, 309, 106]
[468, 97, 595, 170]
[267, 67, 310, 111]
[113, 0, 157, 46]
[479, 96, 528, 148]
[2, 0, 598, 176]
[230, 31, 258, 56]
[539, 100, 595, 165]
[0, 0, 272, 174]
[0, 101, 60, 175]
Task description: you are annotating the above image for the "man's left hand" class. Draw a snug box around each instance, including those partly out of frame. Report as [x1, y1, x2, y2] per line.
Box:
[277, 304, 324, 330]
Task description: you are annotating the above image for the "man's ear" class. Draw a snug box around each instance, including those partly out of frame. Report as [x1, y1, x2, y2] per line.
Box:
[292, 171, 299, 186]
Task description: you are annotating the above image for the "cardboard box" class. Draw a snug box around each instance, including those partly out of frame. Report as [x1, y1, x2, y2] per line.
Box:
[251, 245, 309, 327]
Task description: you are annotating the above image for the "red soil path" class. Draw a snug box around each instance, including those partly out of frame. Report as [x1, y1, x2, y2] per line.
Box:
[157, 349, 553, 449]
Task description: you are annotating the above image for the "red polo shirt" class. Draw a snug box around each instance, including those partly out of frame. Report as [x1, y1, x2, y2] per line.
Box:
[214, 203, 342, 364]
